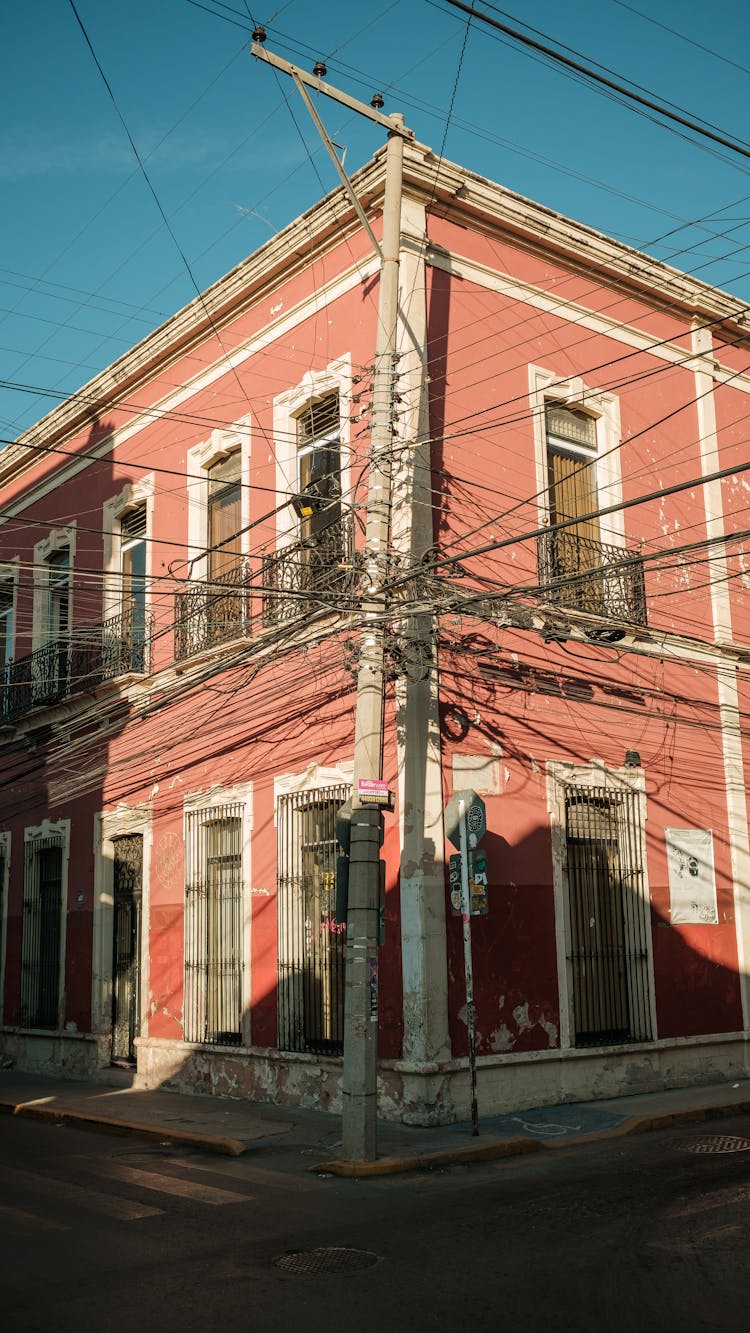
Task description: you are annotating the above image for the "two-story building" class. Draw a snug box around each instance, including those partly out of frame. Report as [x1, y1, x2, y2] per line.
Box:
[1, 137, 749, 1124]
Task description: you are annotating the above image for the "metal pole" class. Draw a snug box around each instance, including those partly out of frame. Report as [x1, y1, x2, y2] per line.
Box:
[458, 797, 479, 1136]
[342, 121, 405, 1163]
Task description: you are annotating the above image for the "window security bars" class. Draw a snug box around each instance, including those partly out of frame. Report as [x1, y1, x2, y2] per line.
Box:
[538, 530, 647, 625]
[111, 833, 143, 1063]
[174, 562, 251, 661]
[261, 517, 356, 625]
[277, 785, 350, 1056]
[184, 805, 244, 1046]
[21, 835, 63, 1030]
[1, 612, 152, 722]
[563, 785, 652, 1046]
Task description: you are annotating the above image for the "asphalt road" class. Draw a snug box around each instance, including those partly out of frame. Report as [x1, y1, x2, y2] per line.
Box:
[2, 1112, 749, 1332]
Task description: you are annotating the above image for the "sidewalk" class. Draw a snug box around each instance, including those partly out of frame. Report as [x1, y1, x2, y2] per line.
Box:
[1, 1067, 749, 1177]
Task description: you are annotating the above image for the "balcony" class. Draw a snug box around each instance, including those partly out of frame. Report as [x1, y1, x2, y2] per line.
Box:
[174, 562, 251, 662]
[261, 519, 356, 625]
[537, 530, 647, 626]
[1, 611, 152, 723]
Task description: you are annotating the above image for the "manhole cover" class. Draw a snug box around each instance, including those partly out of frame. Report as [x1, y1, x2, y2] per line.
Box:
[274, 1247, 381, 1276]
[682, 1135, 750, 1155]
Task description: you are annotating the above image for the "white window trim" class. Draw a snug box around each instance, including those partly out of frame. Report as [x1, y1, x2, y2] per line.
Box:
[546, 760, 657, 1050]
[274, 761, 354, 816]
[32, 526, 76, 653]
[272, 356, 352, 550]
[92, 804, 152, 1044]
[0, 557, 20, 670]
[22, 817, 70, 1030]
[0, 831, 10, 1025]
[186, 417, 251, 581]
[183, 782, 254, 1045]
[528, 365, 624, 548]
[102, 476, 155, 622]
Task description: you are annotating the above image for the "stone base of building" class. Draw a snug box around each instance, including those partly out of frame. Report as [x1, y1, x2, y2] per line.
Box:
[0, 1027, 108, 1079]
[3, 1029, 747, 1124]
[132, 1031, 750, 1125]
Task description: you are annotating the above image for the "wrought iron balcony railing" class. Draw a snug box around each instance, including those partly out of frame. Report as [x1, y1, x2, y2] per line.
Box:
[1, 611, 152, 723]
[537, 530, 647, 626]
[261, 519, 357, 625]
[174, 561, 251, 662]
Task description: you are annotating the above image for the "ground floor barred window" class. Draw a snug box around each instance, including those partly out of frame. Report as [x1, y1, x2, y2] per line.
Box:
[277, 785, 349, 1056]
[184, 803, 244, 1045]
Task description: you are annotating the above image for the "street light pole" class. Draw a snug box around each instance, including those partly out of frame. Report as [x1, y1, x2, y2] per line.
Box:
[251, 41, 411, 1163]
[343, 121, 405, 1162]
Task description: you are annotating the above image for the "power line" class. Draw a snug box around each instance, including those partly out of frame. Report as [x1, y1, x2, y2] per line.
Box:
[442, 0, 750, 167]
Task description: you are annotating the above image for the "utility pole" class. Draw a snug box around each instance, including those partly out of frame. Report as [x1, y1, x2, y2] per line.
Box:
[251, 36, 412, 1162]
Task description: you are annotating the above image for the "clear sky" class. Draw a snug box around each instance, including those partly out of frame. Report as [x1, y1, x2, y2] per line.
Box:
[3, 0, 750, 439]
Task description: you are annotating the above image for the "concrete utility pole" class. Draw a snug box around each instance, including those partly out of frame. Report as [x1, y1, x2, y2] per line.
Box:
[251, 38, 412, 1162]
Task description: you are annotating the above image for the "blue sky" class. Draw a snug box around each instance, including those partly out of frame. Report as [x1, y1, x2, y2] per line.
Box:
[3, 0, 750, 439]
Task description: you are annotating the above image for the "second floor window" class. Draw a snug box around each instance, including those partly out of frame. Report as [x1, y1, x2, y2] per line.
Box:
[120, 505, 147, 638]
[45, 549, 70, 644]
[543, 403, 604, 612]
[0, 582, 13, 675]
[296, 393, 342, 556]
[208, 453, 242, 584]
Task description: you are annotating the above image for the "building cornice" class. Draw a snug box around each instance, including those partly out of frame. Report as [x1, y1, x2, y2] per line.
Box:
[3, 141, 750, 489]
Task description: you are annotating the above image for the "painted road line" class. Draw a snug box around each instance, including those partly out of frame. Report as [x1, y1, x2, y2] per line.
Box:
[1, 1164, 163, 1221]
[0, 1202, 68, 1233]
[96, 1161, 254, 1205]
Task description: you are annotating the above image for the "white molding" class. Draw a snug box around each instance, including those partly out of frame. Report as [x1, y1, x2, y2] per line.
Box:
[31, 524, 76, 653]
[716, 666, 750, 1028]
[528, 364, 624, 546]
[691, 324, 733, 645]
[272, 356, 352, 549]
[546, 761, 657, 1050]
[186, 416, 252, 578]
[22, 817, 71, 1031]
[430, 247, 750, 395]
[183, 782, 254, 1044]
[0, 261, 376, 524]
[273, 762, 354, 811]
[102, 475, 155, 620]
[92, 803, 153, 1043]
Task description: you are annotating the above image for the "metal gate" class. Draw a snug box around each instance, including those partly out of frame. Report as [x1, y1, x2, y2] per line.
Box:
[277, 785, 349, 1055]
[564, 786, 652, 1046]
[111, 833, 143, 1063]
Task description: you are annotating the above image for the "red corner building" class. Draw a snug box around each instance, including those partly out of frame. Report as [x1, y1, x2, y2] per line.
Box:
[1, 141, 749, 1124]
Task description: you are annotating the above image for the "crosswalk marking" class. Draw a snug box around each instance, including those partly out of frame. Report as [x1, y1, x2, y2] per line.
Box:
[95, 1160, 254, 1205]
[0, 1202, 67, 1233]
[163, 1156, 318, 1193]
[1, 1164, 163, 1221]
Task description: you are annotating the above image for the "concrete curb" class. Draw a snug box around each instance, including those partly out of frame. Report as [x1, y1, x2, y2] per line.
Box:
[312, 1136, 542, 1176]
[312, 1098, 750, 1177]
[0, 1098, 247, 1157]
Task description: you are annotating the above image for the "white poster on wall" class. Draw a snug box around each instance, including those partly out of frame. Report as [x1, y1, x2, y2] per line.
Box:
[665, 827, 718, 925]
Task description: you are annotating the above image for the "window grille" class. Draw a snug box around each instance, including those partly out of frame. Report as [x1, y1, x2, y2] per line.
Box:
[277, 785, 349, 1056]
[563, 785, 652, 1046]
[184, 804, 244, 1046]
[120, 505, 147, 540]
[21, 835, 64, 1029]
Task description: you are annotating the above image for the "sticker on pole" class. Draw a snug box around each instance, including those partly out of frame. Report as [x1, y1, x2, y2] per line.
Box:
[444, 789, 486, 850]
[358, 778, 395, 810]
[449, 850, 489, 916]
